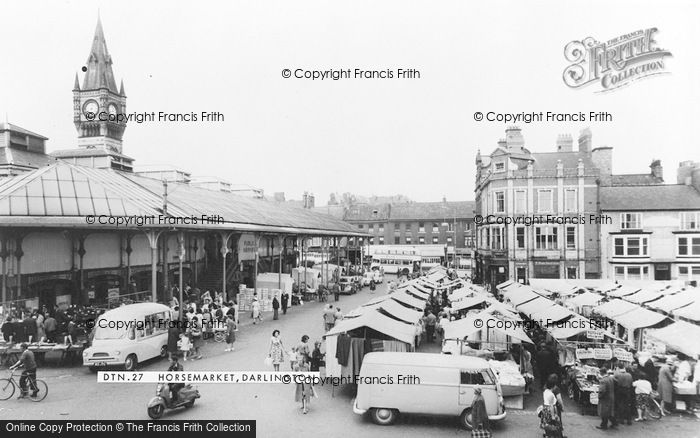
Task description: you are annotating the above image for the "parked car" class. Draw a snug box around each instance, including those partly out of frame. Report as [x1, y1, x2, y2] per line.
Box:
[372, 270, 384, 284]
[338, 276, 357, 294]
[362, 272, 374, 287]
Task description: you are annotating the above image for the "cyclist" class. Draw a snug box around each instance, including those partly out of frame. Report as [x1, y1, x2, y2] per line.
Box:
[10, 343, 38, 399]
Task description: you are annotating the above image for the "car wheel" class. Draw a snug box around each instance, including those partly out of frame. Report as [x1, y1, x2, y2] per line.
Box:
[370, 408, 398, 426]
[124, 354, 138, 371]
[459, 409, 473, 430]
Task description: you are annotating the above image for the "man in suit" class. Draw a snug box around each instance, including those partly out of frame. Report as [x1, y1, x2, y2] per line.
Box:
[597, 367, 617, 430]
[613, 363, 633, 425]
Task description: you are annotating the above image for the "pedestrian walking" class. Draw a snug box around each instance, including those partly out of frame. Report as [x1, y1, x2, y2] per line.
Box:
[281, 291, 289, 315]
[268, 330, 286, 372]
[423, 311, 437, 343]
[541, 379, 563, 437]
[596, 367, 617, 430]
[294, 359, 315, 414]
[613, 363, 633, 425]
[189, 316, 203, 360]
[658, 359, 675, 414]
[323, 305, 335, 332]
[296, 335, 311, 365]
[470, 386, 490, 431]
[633, 375, 652, 421]
[272, 296, 280, 320]
[252, 297, 262, 324]
[225, 314, 236, 352]
[333, 307, 343, 324]
[310, 340, 324, 372]
[177, 333, 191, 361]
[167, 324, 180, 360]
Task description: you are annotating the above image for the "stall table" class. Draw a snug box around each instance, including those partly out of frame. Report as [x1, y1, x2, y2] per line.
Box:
[1, 342, 86, 367]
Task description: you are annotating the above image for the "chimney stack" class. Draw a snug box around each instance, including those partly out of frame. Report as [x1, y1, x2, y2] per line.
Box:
[556, 134, 573, 152]
[505, 126, 524, 151]
[677, 161, 697, 185]
[649, 160, 663, 182]
[578, 128, 592, 153]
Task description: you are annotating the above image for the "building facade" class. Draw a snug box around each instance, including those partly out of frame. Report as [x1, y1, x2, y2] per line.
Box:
[341, 200, 475, 266]
[600, 161, 700, 282]
[474, 127, 606, 287]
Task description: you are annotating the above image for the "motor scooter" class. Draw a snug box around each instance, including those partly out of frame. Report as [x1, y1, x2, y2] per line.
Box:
[147, 382, 200, 419]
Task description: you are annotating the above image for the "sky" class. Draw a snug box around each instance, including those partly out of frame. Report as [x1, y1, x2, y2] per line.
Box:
[1, 0, 698, 205]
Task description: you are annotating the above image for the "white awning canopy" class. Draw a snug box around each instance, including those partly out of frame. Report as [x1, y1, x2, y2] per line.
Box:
[646, 321, 700, 357]
[325, 310, 416, 344]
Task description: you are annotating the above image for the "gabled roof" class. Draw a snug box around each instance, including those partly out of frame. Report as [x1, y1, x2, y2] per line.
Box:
[0, 122, 48, 140]
[390, 201, 474, 220]
[0, 147, 57, 168]
[0, 161, 364, 235]
[529, 151, 595, 171]
[600, 185, 700, 211]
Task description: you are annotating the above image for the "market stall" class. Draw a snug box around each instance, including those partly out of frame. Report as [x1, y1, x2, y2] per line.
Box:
[324, 310, 417, 380]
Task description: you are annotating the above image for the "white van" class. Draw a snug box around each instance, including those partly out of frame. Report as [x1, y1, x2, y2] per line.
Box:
[83, 303, 172, 371]
[353, 352, 506, 429]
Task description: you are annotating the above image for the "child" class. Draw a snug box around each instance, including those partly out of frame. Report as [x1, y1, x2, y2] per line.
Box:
[177, 333, 191, 361]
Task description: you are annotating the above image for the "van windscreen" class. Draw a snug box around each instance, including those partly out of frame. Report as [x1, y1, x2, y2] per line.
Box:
[93, 319, 127, 340]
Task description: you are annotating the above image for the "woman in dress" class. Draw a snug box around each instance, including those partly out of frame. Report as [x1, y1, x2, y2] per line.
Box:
[252, 297, 262, 324]
[470, 386, 490, 431]
[541, 380, 563, 437]
[658, 359, 675, 414]
[268, 330, 286, 372]
[35, 311, 46, 342]
[225, 314, 237, 352]
[294, 359, 314, 414]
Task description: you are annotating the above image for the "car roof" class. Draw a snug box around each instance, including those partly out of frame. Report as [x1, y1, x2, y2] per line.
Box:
[362, 352, 491, 369]
[98, 303, 171, 320]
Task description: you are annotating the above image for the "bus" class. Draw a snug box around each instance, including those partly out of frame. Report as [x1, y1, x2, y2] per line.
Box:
[370, 247, 422, 275]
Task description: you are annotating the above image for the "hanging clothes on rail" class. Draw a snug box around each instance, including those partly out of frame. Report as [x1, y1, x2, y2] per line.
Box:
[335, 333, 351, 366]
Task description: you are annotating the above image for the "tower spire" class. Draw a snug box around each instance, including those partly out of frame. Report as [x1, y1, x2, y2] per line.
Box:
[73, 73, 80, 91]
[82, 16, 118, 93]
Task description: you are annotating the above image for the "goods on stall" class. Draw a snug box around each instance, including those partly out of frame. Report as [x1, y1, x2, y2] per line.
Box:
[488, 359, 526, 396]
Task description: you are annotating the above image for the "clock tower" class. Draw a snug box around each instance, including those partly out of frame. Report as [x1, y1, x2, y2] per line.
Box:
[72, 16, 126, 154]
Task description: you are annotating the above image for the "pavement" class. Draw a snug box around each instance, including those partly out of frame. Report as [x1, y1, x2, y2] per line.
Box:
[1, 278, 699, 437]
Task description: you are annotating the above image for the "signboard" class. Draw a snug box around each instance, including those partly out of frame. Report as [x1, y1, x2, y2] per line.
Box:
[586, 330, 604, 340]
[593, 348, 613, 360]
[88, 290, 95, 299]
[589, 391, 599, 405]
[238, 234, 258, 261]
[107, 288, 120, 300]
[614, 348, 634, 363]
[576, 348, 595, 360]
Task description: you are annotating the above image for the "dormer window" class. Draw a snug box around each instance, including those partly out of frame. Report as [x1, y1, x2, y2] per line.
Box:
[494, 162, 505, 172]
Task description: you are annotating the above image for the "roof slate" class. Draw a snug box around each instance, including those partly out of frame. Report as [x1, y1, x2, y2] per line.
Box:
[600, 185, 700, 211]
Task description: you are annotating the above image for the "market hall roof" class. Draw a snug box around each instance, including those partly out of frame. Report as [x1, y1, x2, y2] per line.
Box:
[600, 184, 700, 211]
[0, 161, 366, 236]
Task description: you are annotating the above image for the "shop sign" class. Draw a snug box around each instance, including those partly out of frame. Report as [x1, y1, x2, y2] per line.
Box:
[586, 330, 604, 340]
[589, 391, 599, 405]
[614, 348, 633, 363]
[576, 348, 595, 360]
[593, 348, 612, 360]
[238, 234, 258, 261]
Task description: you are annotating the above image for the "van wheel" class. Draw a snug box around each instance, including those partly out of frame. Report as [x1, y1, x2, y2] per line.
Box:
[459, 409, 473, 430]
[160, 345, 168, 358]
[371, 408, 398, 425]
[124, 354, 138, 371]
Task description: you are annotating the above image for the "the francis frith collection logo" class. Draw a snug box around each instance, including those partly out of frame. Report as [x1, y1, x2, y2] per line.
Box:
[563, 28, 672, 92]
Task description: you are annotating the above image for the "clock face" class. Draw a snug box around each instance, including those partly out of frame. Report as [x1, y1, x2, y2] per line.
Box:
[108, 104, 118, 116]
[83, 100, 99, 116]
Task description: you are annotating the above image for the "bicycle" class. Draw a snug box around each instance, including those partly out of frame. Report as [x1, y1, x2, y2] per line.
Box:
[0, 368, 48, 402]
[640, 391, 663, 420]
